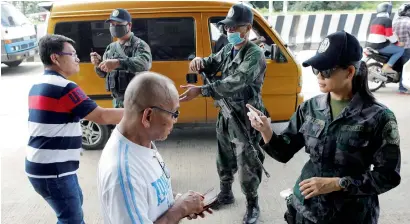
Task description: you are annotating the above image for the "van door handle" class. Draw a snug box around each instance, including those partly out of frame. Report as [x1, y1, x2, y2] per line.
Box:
[186, 73, 198, 84]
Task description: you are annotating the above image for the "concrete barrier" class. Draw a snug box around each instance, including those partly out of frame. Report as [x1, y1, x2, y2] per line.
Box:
[265, 12, 400, 51]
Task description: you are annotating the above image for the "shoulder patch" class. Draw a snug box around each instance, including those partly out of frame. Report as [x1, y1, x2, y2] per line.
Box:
[382, 120, 400, 145]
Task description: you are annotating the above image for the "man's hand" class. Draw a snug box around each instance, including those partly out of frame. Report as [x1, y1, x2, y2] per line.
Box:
[90, 52, 101, 66]
[98, 59, 120, 73]
[186, 208, 213, 220]
[299, 177, 341, 199]
[189, 57, 204, 72]
[175, 193, 182, 200]
[179, 85, 202, 102]
[184, 191, 213, 221]
[398, 42, 405, 47]
[173, 191, 205, 219]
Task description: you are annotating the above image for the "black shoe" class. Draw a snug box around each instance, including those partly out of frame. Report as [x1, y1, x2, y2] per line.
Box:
[243, 197, 260, 224]
[210, 182, 235, 209]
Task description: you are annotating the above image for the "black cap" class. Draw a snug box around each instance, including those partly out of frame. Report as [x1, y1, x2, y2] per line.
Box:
[302, 31, 363, 71]
[105, 8, 131, 23]
[218, 3, 253, 27]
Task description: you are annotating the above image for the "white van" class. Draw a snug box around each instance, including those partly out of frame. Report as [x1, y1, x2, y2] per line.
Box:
[1, 2, 39, 67]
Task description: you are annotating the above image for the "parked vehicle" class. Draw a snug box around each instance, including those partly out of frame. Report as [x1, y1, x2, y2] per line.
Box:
[1, 2, 38, 67]
[41, 0, 304, 150]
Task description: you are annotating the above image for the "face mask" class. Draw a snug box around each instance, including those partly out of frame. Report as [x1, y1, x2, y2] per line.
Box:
[227, 32, 245, 45]
[110, 24, 129, 38]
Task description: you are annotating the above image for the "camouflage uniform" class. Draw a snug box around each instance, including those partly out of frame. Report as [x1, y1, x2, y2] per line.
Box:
[200, 41, 267, 198]
[95, 32, 152, 108]
[261, 93, 401, 224]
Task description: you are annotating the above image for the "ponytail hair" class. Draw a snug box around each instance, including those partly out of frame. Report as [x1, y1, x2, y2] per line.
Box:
[352, 61, 376, 102]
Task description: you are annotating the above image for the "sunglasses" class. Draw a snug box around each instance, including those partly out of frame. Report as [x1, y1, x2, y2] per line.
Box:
[312, 66, 350, 79]
[150, 106, 179, 119]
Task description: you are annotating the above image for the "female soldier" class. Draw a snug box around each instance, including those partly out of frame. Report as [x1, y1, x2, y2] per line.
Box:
[246, 31, 401, 224]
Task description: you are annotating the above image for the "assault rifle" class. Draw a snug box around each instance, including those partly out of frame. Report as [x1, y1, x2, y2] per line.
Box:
[199, 71, 270, 178]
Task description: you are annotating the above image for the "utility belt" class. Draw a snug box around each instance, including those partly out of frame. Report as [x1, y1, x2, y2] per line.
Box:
[105, 70, 135, 98]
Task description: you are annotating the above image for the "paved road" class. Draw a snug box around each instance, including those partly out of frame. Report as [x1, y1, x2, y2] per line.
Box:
[1, 52, 410, 224]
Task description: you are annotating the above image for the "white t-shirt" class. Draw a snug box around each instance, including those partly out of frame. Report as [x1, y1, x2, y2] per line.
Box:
[97, 128, 174, 224]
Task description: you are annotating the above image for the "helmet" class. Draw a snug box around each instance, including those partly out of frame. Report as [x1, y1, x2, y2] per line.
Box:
[398, 3, 410, 17]
[377, 2, 393, 15]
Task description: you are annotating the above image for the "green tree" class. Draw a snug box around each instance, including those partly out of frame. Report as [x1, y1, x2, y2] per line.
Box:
[289, 1, 362, 11]
[6, 1, 45, 15]
[249, 1, 296, 12]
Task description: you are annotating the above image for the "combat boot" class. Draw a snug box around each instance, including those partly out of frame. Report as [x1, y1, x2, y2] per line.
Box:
[243, 196, 260, 224]
[210, 182, 235, 209]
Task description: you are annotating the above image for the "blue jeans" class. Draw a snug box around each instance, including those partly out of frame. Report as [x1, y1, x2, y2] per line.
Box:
[378, 44, 405, 67]
[28, 174, 85, 224]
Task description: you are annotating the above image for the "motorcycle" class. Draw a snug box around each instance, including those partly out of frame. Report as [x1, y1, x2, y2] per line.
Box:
[362, 47, 403, 92]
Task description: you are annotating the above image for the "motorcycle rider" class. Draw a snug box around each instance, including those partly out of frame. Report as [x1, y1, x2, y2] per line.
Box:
[366, 2, 405, 74]
[394, 4, 410, 64]
[393, 3, 410, 93]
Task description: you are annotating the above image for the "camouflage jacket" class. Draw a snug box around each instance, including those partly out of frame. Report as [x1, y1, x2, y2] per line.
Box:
[262, 93, 401, 224]
[200, 41, 267, 120]
[95, 32, 152, 77]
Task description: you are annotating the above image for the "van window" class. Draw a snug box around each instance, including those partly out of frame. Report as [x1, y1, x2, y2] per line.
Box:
[131, 17, 196, 61]
[208, 17, 275, 58]
[55, 21, 112, 62]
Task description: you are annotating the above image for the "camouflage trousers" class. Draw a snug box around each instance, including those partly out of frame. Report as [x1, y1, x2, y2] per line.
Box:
[112, 98, 124, 108]
[216, 112, 265, 198]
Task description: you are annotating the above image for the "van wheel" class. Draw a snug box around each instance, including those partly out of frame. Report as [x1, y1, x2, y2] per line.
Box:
[81, 120, 111, 150]
[4, 60, 23, 67]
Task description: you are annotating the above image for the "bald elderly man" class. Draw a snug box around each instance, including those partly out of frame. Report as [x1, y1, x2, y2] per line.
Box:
[97, 71, 212, 224]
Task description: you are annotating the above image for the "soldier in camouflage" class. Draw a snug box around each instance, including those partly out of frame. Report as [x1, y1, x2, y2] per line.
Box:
[90, 8, 152, 108]
[247, 31, 401, 224]
[179, 3, 266, 224]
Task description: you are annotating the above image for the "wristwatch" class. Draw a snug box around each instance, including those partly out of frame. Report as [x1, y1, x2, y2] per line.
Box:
[200, 85, 210, 97]
[339, 177, 350, 189]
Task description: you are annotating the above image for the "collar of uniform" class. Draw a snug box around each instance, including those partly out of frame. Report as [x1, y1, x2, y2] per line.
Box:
[122, 32, 135, 47]
[231, 41, 251, 65]
[315, 92, 363, 114]
[344, 93, 364, 115]
[315, 94, 328, 111]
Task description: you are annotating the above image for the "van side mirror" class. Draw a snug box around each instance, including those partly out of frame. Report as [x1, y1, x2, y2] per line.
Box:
[270, 44, 287, 63]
